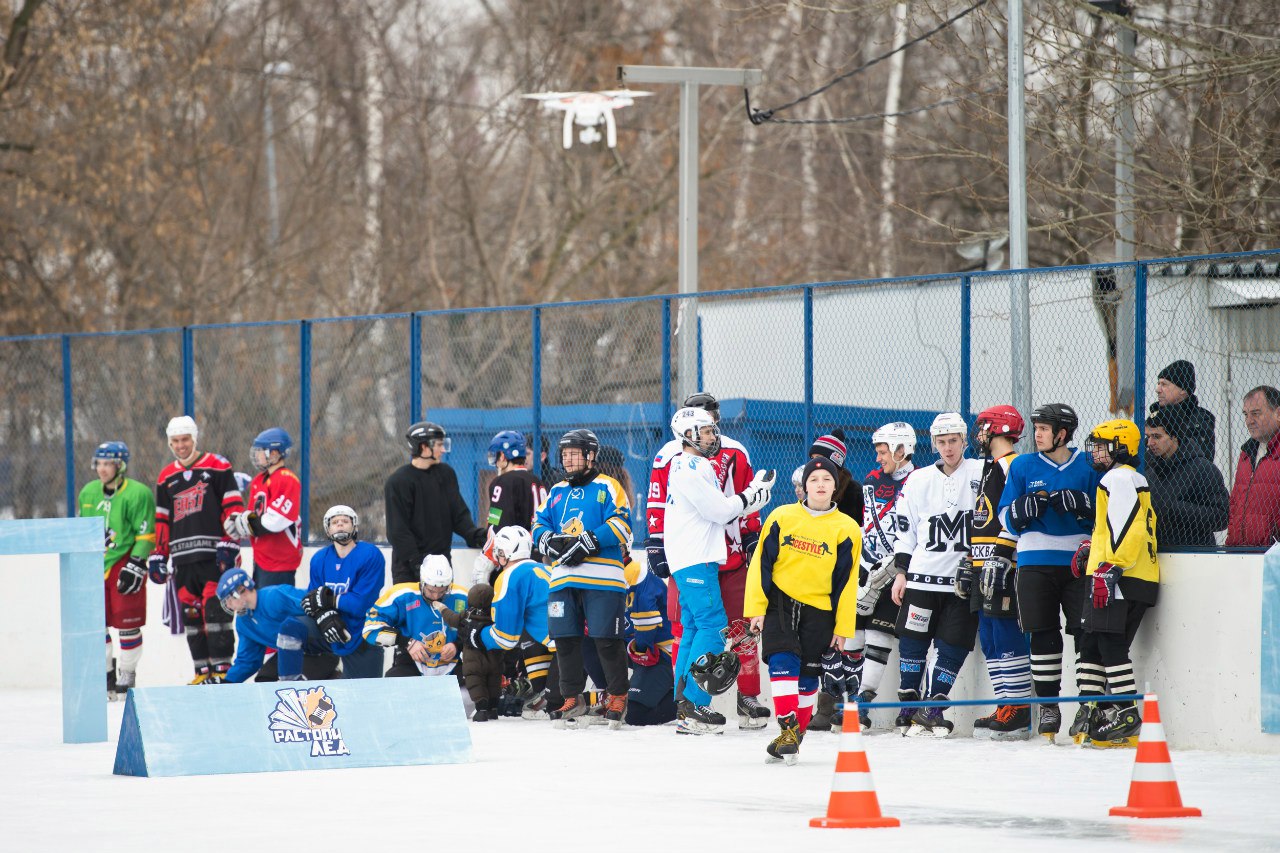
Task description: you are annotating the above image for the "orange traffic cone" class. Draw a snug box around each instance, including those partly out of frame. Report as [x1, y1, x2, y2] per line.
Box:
[810, 702, 900, 829]
[1110, 694, 1201, 819]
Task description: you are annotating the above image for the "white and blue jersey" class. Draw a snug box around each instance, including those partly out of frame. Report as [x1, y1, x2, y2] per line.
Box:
[307, 541, 386, 656]
[226, 585, 309, 683]
[997, 449, 1101, 568]
[482, 558, 552, 650]
[362, 585, 467, 674]
[532, 474, 631, 593]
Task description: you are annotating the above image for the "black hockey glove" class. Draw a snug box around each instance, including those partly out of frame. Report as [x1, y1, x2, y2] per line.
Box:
[646, 543, 670, 578]
[460, 619, 486, 651]
[215, 541, 239, 573]
[979, 555, 1015, 600]
[840, 650, 863, 689]
[954, 554, 975, 600]
[819, 647, 846, 695]
[537, 532, 562, 562]
[1092, 562, 1123, 609]
[1071, 539, 1091, 578]
[741, 531, 760, 566]
[117, 557, 147, 595]
[1048, 489, 1094, 519]
[301, 586, 337, 618]
[1008, 493, 1049, 531]
[316, 610, 351, 646]
[559, 531, 600, 567]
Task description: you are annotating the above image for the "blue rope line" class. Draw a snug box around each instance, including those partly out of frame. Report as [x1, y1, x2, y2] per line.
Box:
[837, 693, 1145, 711]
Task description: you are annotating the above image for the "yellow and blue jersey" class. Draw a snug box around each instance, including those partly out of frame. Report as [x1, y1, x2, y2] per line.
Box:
[624, 560, 674, 656]
[532, 473, 632, 592]
[482, 558, 552, 650]
[362, 584, 466, 672]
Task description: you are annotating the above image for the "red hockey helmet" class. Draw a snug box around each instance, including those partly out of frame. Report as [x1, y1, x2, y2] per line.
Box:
[976, 405, 1025, 441]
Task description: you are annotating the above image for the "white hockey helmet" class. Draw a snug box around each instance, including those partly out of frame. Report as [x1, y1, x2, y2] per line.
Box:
[166, 415, 199, 441]
[419, 554, 453, 589]
[871, 421, 916, 458]
[670, 406, 720, 457]
[492, 526, 532, 563]
[930, 412, 968, 438]
[791, 465, 805, 487]
[322, 505, 359, 544]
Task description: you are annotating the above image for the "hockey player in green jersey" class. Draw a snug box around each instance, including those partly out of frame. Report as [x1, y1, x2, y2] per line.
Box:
[77, 441, 156, 698]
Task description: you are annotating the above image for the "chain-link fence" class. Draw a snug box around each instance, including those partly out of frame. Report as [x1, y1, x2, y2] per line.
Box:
[4, 249, 1278, 550]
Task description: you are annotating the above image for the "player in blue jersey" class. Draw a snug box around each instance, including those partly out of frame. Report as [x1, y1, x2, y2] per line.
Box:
[216, 568, 345, 683]
[997, 403, 1102, 742]
[532, 428, 632, 728]
[363, 554, 467, 677]
[298, 505, 386, 679]
[624, 537, 677, 726]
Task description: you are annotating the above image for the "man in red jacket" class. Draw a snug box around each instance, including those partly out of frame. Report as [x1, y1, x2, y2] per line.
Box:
[1226, 386, 1280, 548]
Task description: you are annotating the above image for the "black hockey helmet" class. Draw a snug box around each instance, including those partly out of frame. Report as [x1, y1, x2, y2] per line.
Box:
[558, 428, 600, 458]
[1030, 403, 1079, 447]
[405, 421, 450, 456]
[682, 391, 720, 422]
[689, 650, 740, 697]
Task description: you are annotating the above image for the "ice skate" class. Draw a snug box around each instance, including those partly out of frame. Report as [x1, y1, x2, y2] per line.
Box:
[765, 712, 801, 765]
[737, 693, 770, 730]
[604, 693, 627, 730]
[1038, 703, 1062, 744]
[676, 697, 726, 735]
[906, 696, 954, 738]
[855, 690, 874, 730]
[583, 691, 609, 726]
[114, 669, 136, 699]
[972, 707, 996, 739]
[1070, 701, 1099, 745]
[987, 704, 1031, 741]
[1087, 705, 1140, 749]
[550, 694, 589, 729]
[895, 689, 919, 735]
[521, 690, 550, 721]
[107, 668, 119, 702]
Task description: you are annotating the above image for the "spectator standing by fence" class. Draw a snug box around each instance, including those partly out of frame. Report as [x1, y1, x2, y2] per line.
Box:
[1149, 360, 1217, 458]
[1226, 386, 1280, 548]
[1144, 412, 1229, 549]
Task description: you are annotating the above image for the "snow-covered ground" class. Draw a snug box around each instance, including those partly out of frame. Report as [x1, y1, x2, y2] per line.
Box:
[5, 688, 1277, 852]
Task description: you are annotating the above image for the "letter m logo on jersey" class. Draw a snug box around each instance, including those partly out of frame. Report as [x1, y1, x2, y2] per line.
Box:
[925, 511, 969, 553]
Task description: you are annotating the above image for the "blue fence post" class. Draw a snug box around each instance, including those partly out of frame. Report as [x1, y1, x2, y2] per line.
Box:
[62, 335, 75, 514]
[1134, 261, 1148, 469]
[960, 275, 972, 422]
[182, 327, 194, 417]
[299, 320, 311, 542]
[661, 298, 672, 425]
[803, 286, 814, 449]
[409, 313, 422, 424]
[531, 307, 542, 478]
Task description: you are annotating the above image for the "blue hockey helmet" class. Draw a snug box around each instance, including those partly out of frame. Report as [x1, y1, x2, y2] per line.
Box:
[92, 441, 130, 474]
[216, 567, 255, 614]
[487, 430, 528, 466]
[250, 427, 292, 469]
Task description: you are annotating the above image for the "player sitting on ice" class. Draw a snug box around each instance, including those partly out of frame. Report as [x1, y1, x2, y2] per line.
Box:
[216, 567, 347, 682]
[1068, 420, 1159, 749]
[363, 554, 467, 677]
[889, 412, 986, 738]
[746, 456, 860, 764]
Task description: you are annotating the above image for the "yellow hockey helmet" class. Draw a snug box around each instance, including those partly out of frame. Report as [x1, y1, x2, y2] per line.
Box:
[1086, 419, 1140, 464]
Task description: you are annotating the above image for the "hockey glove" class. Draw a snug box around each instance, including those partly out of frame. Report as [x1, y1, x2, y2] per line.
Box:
[738, 469, 776, 515]
[1048, 489, 1094, 519]
[301, 586, 337, 619]
[628, 640, 660, 667]
[979, 555, 1015, 601]
[222, 513, 241, 539]
[869, 554, 897, 590]
[536, 531, 559, 562]
[473, 554, 496, 587]
[460, 619, 486, 651]
[819, 647, 847, 694]
[741, 531, 760, 566]
[954, 554, 975, 600]
[315, 610, 351, 646]
[842, 650, 863, 688]
[117, 557, 147, 595]
[147, 553, 169, 585]
[646, 544, 670, 578]
[559, 531, 600, 567]
[215, 542, 239, 573]
[1071, 539, 1091, 578]
[1091, 562, 1123, 609]
[1008, 493, 1049, 531]
[856, 575, 882, 617]
[227, 511, 257, 540]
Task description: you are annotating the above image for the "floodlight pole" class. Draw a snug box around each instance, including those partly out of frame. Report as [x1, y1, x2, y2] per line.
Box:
[618, 65, 763, 404]
[1007, 0, 1032, 420]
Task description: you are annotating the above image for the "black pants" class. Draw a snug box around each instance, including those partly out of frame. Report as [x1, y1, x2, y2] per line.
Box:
[556, 636, 629, 697]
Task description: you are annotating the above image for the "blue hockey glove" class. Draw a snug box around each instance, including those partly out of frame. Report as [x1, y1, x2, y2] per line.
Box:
[215, 542, 239, 573]
[820, 647, 846, 694]
[117, 557, 147, 595]
[1049, 489, 1094, 519]
[1008, 493, 1049, 531]
[147, 553, 169, 585]
[1092, 562, 1123, 609]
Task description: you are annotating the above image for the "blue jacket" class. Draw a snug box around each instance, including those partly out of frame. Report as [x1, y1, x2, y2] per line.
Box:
[226, 585, 309, 684]
[998, 449, 1101, 568]
[532, 474, 631, 592]
[481, 559, 551, 650]
[307, 541, 386, 655]
[362, 584, 467, 673]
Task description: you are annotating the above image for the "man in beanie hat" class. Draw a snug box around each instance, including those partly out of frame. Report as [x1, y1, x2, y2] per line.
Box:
[1150, 359, 1217, 459]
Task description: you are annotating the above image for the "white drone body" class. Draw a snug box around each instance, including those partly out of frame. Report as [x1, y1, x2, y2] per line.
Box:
[521, 90, 653, 149]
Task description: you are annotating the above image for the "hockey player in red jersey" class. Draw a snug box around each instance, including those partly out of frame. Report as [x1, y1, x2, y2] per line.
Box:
[225, 428, 303, 587]
[646, 392, 769, 729]
[149, 416, 245, 683]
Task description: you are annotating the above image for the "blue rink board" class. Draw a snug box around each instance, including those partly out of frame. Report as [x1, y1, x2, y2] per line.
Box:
[114, 677, 471, 777]
[1264, 544, 1280, 734]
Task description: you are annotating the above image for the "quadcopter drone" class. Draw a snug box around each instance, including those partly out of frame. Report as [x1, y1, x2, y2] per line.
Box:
[521, 89, 653, 149]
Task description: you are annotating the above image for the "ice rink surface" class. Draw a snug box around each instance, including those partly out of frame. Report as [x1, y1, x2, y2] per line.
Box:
[5, 688, 1278, 853]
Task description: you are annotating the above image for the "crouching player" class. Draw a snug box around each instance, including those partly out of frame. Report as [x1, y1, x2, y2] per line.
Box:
[624, 540, 678, 726]
[1070, 420, 1159, 748]
[363, 554, 467, 677]
[746, 457, 859, 765]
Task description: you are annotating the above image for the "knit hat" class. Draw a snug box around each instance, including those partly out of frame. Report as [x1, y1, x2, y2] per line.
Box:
[802, 456, 838, 490]
[809, 429, 848, 467]
[1158, 360, 1196, 394]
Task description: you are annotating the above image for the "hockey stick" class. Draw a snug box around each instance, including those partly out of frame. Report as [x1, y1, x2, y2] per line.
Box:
[863, 483, 895, 558]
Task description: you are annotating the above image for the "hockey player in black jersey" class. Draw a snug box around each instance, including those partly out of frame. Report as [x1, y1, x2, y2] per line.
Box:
[474, 430, 548, 586]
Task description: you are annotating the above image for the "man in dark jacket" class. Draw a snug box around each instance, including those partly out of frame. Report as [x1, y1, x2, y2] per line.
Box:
[1145, 412, 1229, 549]
[385, 421, 487, 585]
[1149, 359, 1217, 459]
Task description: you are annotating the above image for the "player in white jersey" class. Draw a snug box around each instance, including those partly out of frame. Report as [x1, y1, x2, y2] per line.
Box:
[890, 412, 985, 737]
[664, 407, 774, 734]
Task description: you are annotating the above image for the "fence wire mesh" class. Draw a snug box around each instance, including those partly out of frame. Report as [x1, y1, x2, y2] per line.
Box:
[3, 251, 1278, 550]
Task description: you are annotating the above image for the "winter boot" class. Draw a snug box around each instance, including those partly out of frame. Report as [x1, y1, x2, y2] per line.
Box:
[1038, 703, 1062, 743]
[988, 704, 1032, 741]
[472, 699, 494, 722]
[808, 691, 837, 731]
[551, 694, 589, 729]
[907, 695, 954, 738]
[1088, 705, 1141, 749]
[737, 693, 771, 730]
[895, 689, 919, 735]
[676, 697, 726, 735]
[765, 712, 801, 765]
